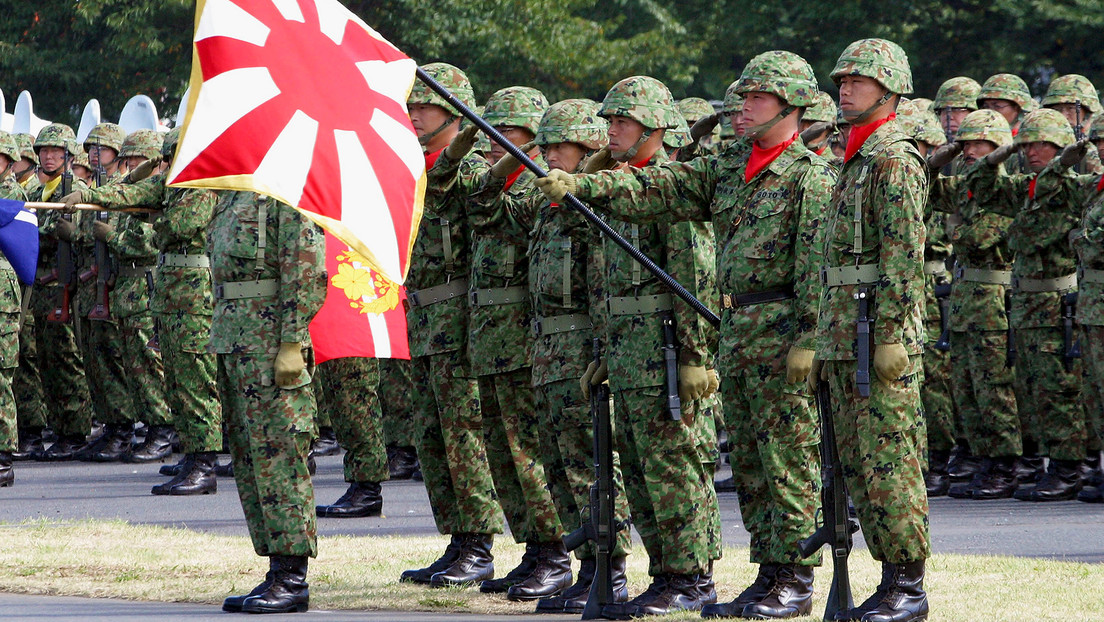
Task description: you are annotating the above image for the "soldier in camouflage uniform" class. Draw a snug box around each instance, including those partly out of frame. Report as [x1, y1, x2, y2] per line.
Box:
[27, 124, 93, 461]
[965, 108, 1088, 502]
[1042, 75, 1104, 175]
[932, 77, 980, 143]
[208, 190, 325, 614]
[679, 97, 721, 156]
[0, 131, 31, 486]
[977, 74, 1036, 137]
[399, 63, 502, 588]
[536, 75, 721, 619]
[380, 357, 418, 478]
[11, 134, 38, 189]
[813, 39, 931, 621]
[927, 110, 1022, 499]
[800, 91, 838, 157]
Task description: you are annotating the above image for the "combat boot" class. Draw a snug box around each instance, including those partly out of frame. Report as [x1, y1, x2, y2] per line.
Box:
[1018, 459, 1083, 501]
[924, 449, 951, 497]
[1081, 453, 1103, 487]
[400, 535, 462, 584]
[12, 428, 45, 461]
[702, 563, 779, 618]
[714, 475, 737, 493]
[33, 434, 88, 461]
[315, 482, 382, 518]
[126, 425, 176, 463]
[215, 459, 235, 477]
[0, 452, 13, 487]
[856, 561, 928, 622]
[223, 557, 277, 612]
[602, 574, 669, 620]
[698, 561, 717, 604]
[613, 572, 707, 618]
[310, 427, 340, 457]
[1077, 486, 1104, 503]
[387, 444, 419, 480]
[535, 554, 628, 613]
[834, 562, 894, 620]
[480, 542, 539, 593]
[970, 456, 1019, 500]
[1014, 454, 1044, 484]
[85, 424, 133, 462]
[742, 564, 814, 619]
[506, 541, 572, 601]
[947, 446, 982, 483]
[151, 452, 217, 496]
[240, 555, 309, 613]
[159, 455, 187, 476]
[429, 534, 494, 587]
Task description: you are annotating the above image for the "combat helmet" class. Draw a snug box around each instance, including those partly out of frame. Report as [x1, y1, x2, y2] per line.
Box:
[534, 99, 608, 151]
[977, 74, 1036, 113]
[1041, 74, 1100, 114]
[598, 75, 682, 161]
[1014, 108, 1075, 148]
[831, 38, 913, 95]
[14, 134, 36, 165]
[162, 126, 183, 161]
[663, 115, 692, 150]
[956, 109, 1013, 147]
[1090, 115, 1104, 142]
[804, 92, 838, 124]
[84, 122, 126, 153]
[72, 148, 91, 174]
[735, 51, 819, 108]
[482, 87, 549, 135]
[34, 123, 78, 156]
[897, 110, 946, 148]
[409, 62, 475, 146]
[678, 97, 716, 124]
[0, 131, 20, 165]
[722, 80, 744, 115]
[897, 99, 930, 117]
[932, 77, 981, 112]
[120, 129, 164, 160]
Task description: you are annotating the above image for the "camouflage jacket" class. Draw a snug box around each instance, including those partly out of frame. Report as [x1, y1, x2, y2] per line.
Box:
[922, 212, 952, 337]
[929, 173, 1014, 332]
[206, 191, 326, 355]
[1071, 181, 1104, 326]
[0, 176, 27, 201]
[966, 160, 1080, 329]
[30, 174, 88, 272]
[817, 119, 928, 360]
[0, 176, 26, 340]
[574, 138, 833, 376]
[406, 148, 488, 360]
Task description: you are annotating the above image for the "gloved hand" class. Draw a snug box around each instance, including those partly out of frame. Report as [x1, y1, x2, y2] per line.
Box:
[92, 220, 114, 242]
[490, 141, 534, 179]
[1059, 139, 1090, 170]
[926, 142, 962, 171]
[128, 156, 162, 182]
[534, 169, 577, 202]
[55, 218, 77, 242]
[690, 112, 722, 143]
[786, 346, 816, 385]
[806, 357, 823, 395]
[444, 125, 479, 161]
[705, 369, 720, 397]
[580, 359, 608, 400]
[678, 365, 710, 403]
[59, 190, 86, 212]
[581, 147, 617, 174]
[274, 342, 306, 388]
[982, 143, 1017, 166]
[873, 343, 910, 385]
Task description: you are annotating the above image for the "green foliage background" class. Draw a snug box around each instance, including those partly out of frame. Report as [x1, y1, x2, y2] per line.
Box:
[3, 0, 1103, 128]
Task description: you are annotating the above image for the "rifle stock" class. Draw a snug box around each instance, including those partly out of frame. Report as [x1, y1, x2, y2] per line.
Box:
[49, 168, 77, 326]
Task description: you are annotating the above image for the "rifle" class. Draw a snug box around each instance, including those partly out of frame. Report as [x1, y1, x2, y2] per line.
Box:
[563, 338, 624, 620]
[799, 377, 859, 621]
[854, 287, 872, 398]
[1005, 288, 1016, 367]
[660, 311, 682, 421]
[87, 146, 114, 321]
[932, 279, 952, 352]
[48, 161, 77, 330]
[1062, 291, 1080, 372]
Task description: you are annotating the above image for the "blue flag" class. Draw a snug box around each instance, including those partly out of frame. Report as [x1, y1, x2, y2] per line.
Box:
[0, 198, 40, 285]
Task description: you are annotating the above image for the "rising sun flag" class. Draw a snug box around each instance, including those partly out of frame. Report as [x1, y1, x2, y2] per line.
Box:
[167, 0, 424, 287]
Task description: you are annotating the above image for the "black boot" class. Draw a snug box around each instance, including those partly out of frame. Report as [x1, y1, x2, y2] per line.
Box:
[32, 434, 88, 461]
[159, 454, 187, 476]
[1078, 486, 1104, 503]
[1081, 453, 1103, 487]
[223, 557, 277, 612]
[947, 446, 982, 483]
[714, 475, 737, 493]
[1014, 454, 1044, 484]
[608, 572, 707, 618]
[480, 542, 539, 593]
[126, 425, 176, 463]
[1018, 459, 1083, 501]
[924, 449, 951, 497]
[536, 555, 628, 613]
[215, 459, 235, 477]
[401, 535, 462, 584]
[387, 445, 419, 480]
[856, 561, 928, 622]
[742, 564, 814, 619]
[507, 541, 573, 601]
[0, 452, 13, 487]
[151, 452, 217, 496]
[970, 456, 1019, 500]
[310, 427, 340, 457]
[602, 574, 669, 620]
[240, 555, 309, 613]
[702, 563, 780, 618]
[697, 560, 717, 605]
[85, 424, 133, 462]
[315, 482, 382, 518]
[429, 534, 494, 587]
[834, 563, 894, 620]
[12, 428, 45, 461]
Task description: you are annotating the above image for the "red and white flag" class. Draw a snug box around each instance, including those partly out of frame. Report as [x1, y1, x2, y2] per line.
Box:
[167, 0, 424, 286]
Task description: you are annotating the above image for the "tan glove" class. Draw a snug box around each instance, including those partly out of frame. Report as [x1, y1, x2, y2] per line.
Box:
[534, 168, 577, 202]
[806, 357, 823, 395]
[92, 220, 114, 242]
[581, 147, 617, 174]
[127, 156, 162, 182]
[55, 218, 77, 242]
[786, 346, 816, 385]
[690, 112, 722, 143]
[490, 141, 534, 179]
[926, 142, 962, 171]
[678, 365, 710, 403]
[580, 359, 608, 400]
[705, 369, 720, 397]
[1059, 139, 1091, 170]
[59, 190, 86, 212]
[443, 124, 479, 161]
[873, 343, 910, 385]
[982, 143, 1017, 166]
[274, 342, 306, 388]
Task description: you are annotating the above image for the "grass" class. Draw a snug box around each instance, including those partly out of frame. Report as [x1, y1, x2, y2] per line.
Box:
[0, 519, 1101, 620]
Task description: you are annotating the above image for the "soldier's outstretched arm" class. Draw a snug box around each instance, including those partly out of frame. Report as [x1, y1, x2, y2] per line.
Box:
[569, 156, 719, 224]
[74, 174, 166, 210]
[961, 159, 1029, 218]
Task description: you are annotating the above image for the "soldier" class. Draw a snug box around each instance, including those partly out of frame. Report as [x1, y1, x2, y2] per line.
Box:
[1041, 74, 1104, 174]
[0, 131, 30, 486]
[964, 108, 1087, 502]
[977, 73, 1036, 136]
[537, 74, 721, 618]
[679, 97, 722, 155]
[399, 63, 502, 588]
[801, 91, 839, 156]
[540, 51, 833, 620]
[380, 357, 418, 479]
[813, 39, 931, 621]
[927, 110, 1022, 499]
[931, 77, 981, 143]
[11, 134, 38, 189]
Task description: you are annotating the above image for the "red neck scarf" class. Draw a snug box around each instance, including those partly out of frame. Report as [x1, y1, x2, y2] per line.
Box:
[1097, 174, 1104, 194]
[1011, 127, 1019, 137]
[745, 133, 797, 183]
[845, 113, 896, 163]
[815, 146, 827, 156]
[424, 148, 444, 170]
[630, 155, 652, 169]
[1029, 175, 1038, 199]
[503, 164, 525, 192]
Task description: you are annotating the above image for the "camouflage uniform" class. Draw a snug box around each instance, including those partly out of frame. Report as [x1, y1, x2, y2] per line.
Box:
[1041, 75, 1104, 175]
[208, 190, 325, 558]
[678, 97, 720, 156]
[0, 133, 28, 455]
[313, 356, 386, 483]
[977, 73, 1036, 175]
[380, 357, 416, 447]
[1070, 175, 1104, 461]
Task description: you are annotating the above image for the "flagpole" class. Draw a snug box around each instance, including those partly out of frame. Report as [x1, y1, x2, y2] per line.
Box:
[25, 202, 157, 213]
[414, 68, 721, 329]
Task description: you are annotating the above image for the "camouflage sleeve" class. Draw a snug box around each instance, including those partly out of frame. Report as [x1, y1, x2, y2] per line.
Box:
[586, 220, 611, 341]
[467, 171, 542, 245]
[793, 161, 836, 350]
[82, 175, 164, 209]
[873, 154, 928, 347]
[667, 220, 716, 367]
[156, 187, 218, 249]
[276, 199, 326, 344]
[963, 160, 1029, 218]
[926, 213, 953, 259]
[954, 210, 1012, 252]
[927, 175, 963, 215]
[425, 148, 464, 199]
[106, 214, 158, 259]
[1033, 163, 1098, 214]
[424, 155, 489, 221]
[572, 157, 717, 223]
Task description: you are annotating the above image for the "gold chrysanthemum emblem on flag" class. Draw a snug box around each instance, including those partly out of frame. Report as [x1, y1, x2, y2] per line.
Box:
[331, 248, 400, 315]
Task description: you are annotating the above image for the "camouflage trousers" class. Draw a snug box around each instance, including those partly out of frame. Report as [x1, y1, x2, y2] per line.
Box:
[920, 337, 956, 454]
[411, 349, 502, 536]
[1083, 325, 1104, 441]
[612, 385, 719, 576]
[158, 310, 222, 453]
[315, 356, 387, 483]
[949, 330, 1020, 457]
[1014, 327, 1085, 461]
[0, 271, 20, 451]
[823, 358, 930, 563]
[722, 348, 821, 566]
[480, 368, 561, 544]
[219, 351, 317, 558]
[380, 357, 416, 448]
[80, 315, 117, 424]
[14, 311, 47, 431]
[33, 284, 91, 438]
[534, 378, 632, 560]
[89, 310, 171, 428]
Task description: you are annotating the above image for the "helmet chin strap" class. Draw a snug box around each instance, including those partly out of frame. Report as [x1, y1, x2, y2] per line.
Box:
[418, 116, 458, 147]
[744, 105, 796, 141]
[611, 127, 655, 162]
[842, 91, 893, 126]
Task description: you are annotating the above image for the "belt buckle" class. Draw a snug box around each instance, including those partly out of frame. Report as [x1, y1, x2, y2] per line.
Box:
[820, 267, 829, 286]
[408, 290, 420, 307]
[722, 294, 733, 309]
[214, 283, 225, 299]
[531, 318, 542, 337]
[468, 290, 478, 306]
